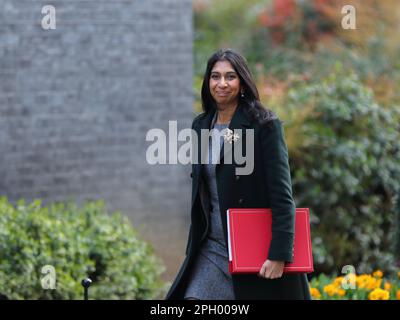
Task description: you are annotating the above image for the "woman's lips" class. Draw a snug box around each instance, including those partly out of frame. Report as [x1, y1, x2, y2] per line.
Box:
[216, 92, 230, 96]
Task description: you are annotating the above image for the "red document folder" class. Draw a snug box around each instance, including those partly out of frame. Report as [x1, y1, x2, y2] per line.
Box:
[227, 208, 313, 274]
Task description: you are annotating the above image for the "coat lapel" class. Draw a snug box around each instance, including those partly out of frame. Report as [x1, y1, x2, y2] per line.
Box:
[191, 109, 215, 206]
[194, 109, 215, 174]
[219, 103, 251, 164]
[191, 103, 251, 205]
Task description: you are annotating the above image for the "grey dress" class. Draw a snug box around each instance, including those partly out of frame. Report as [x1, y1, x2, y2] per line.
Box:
[184, 119, 235, 300]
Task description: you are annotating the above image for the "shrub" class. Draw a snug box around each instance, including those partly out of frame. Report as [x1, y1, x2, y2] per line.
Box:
[0, 197, 166, 299]
[283, 66, 400, 275]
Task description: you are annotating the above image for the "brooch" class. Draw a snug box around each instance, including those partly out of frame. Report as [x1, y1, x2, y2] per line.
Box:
[223, 128, 240, 144]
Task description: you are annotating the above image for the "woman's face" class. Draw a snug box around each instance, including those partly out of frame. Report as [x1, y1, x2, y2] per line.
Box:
[209, 60, 241, 109]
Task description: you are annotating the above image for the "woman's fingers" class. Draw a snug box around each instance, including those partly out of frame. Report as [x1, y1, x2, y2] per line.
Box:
[258, 261, 267, 278]
[270, 269, 283, 279]
[265, 264, 273, 278]
[259, 260, 272, 278]
[259, 260, 284, 279]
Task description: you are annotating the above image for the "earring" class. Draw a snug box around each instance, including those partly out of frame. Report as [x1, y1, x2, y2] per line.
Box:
[241, 91, 245, 98]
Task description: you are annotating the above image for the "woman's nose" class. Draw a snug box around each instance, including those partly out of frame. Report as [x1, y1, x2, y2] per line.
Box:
[219, 78, 227, 87]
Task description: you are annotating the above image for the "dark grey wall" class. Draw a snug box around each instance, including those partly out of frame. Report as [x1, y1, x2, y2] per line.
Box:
[0, 0, 193, 283]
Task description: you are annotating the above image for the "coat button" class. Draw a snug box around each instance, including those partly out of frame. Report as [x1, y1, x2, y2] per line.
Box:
[190, 172, 193, 178]
[238, 198, 243, 204]
[235, 175, 240, 181]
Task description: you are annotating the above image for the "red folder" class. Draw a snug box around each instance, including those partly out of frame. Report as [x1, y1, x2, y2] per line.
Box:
[227, 208, 313, 274]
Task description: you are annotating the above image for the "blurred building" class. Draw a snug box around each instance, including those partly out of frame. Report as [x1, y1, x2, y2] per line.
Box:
[0, 0, 193, 285]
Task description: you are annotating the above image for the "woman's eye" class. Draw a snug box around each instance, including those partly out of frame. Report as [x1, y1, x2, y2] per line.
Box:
[211, 75, 236, 80]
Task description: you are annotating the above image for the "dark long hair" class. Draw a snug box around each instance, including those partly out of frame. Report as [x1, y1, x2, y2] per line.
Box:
[201, 48, 277, 125]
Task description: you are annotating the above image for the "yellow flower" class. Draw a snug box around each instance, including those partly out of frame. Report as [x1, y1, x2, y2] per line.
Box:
[337, 289, 346, 296]
[369, 278, 382, 290]
[384, 282, 391, 291]
[396, 290, 400, 300]
[373, 270, 383, 278]
[310, 287, 321, 299]
[397, 271, 400, 279]
[323, 284, 337, 297]
[357, 274, 382, 290]
[333, 277, 345, 288]
[368, 288, 390, 300]
[356, 274, 370, 287]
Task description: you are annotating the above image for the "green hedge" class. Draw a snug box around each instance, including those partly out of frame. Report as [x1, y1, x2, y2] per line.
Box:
[285, 66, 400, 275]
[0, 197, 166, 299]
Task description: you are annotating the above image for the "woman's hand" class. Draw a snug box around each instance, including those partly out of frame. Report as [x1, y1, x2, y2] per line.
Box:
[258, 259, 285, 279]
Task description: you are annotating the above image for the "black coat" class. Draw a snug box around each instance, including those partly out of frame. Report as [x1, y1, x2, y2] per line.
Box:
[165, 104, 311, 300]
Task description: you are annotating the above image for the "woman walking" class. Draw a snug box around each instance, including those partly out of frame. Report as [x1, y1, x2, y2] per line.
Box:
[165, 48, 311, 300]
